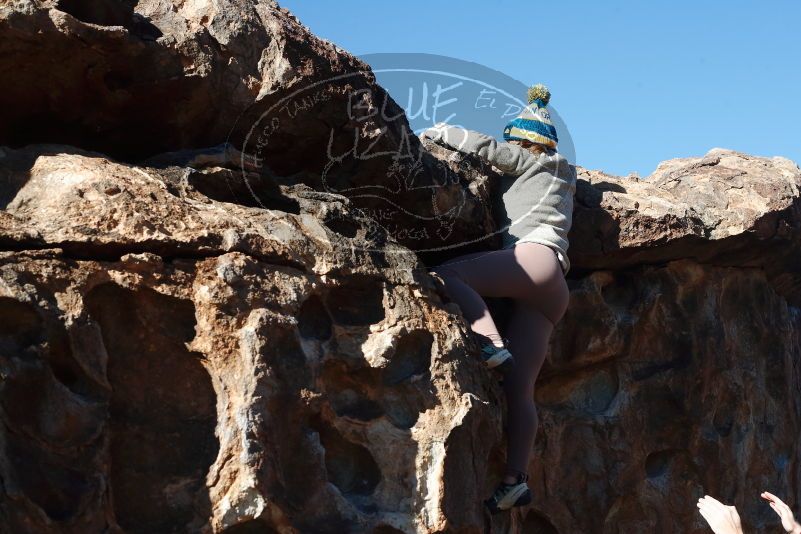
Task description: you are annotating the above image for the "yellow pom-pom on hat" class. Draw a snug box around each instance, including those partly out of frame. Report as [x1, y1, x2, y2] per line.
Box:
[527, 83, 551, 107]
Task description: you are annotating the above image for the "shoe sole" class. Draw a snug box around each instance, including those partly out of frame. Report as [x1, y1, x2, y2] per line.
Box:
[483, 349, 513, 369]
[484, 488, 532, 514]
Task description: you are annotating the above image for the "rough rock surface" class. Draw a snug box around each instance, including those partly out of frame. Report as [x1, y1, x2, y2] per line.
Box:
[0, 0, 499, 261]
[570, 151, 801, 306]
[0, 0, 372, 159]
[0, 145, 507, 533]
[1, 1, 800, 534]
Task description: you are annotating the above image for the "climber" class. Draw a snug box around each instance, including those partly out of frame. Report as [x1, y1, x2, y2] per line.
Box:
[423, 84, 575, 514]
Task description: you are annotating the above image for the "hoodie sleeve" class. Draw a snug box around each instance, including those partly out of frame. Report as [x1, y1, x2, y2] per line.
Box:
[422, 123, 532, 177]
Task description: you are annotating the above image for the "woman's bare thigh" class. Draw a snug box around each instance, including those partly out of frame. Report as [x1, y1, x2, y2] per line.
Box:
[432, 242, 569, 325]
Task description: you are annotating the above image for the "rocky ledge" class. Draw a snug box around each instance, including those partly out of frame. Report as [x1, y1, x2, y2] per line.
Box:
[1, 1, 799, 533]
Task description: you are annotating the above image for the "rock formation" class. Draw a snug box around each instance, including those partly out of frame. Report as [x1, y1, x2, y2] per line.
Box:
[1, 1, 799, 533]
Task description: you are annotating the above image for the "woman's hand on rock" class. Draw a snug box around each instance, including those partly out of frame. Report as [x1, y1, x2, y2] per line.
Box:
[420, 122, 450, 142]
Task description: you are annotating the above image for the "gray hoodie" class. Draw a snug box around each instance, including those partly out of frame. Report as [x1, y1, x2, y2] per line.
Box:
[423, 124, 576, 275]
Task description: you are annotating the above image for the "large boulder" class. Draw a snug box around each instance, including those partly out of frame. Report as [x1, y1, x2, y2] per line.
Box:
[0, 0, 500, 260]
[1, 143, 799, 533]
[0, 0, 369, 160]
[0, 145, 505, 533]
[0, 1, 799, 533]
[570, 150, 801, 305]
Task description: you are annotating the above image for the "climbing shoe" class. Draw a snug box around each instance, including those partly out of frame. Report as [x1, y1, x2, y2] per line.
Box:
[479, 342, 514, 372]
[484, 471, 532, 514]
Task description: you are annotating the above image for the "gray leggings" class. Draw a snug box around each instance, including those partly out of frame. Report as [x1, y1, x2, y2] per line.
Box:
[429, 242, 569, 477]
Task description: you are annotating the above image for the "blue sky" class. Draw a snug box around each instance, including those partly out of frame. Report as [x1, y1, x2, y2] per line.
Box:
[280, 0, 800, 177]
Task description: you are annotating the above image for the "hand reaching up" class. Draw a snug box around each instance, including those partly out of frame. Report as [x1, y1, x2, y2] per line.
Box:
[420, 122, 449, 143]
[762, 491, 801, 534]
[697, 495, 744, 534]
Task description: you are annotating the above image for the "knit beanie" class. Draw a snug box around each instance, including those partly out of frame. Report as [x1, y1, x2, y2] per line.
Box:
[502, 84, 558, 149]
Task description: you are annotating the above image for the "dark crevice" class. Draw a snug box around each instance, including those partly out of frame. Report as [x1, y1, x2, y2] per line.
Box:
[46, 320, 110, 400]
[56, 0, 135, 27]
[220, 518, 279, 534]
[322, 213, 359, 238]
[320, 356, 433, 430]
[84, 283, 218, 533]
[55, 0, 163, 40]
[382, 330, 434, 386]
[185, 167, 301, 214]
[0, 297, 43, 348]
[4, 435, 96, 522]
[0, 294, 109, 525]
[320, 361, 386, 424]
[645, 449, 683, 479]
[570, 218, 799, 270]
[297, 294, 333, 340]
[308, 415, 381, 498]
[522, 510, 559, 534]
[326, 276, 385, 326]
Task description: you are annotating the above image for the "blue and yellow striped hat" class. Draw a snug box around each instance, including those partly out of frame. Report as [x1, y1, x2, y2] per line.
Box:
[502, 84, 558, 149]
